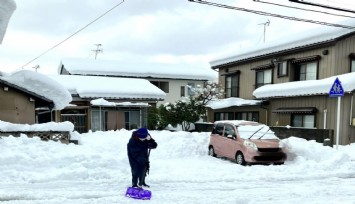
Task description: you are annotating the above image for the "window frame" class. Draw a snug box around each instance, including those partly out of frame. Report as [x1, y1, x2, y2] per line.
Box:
[225, 74, 240, 98]
[277, 61, 288, 77]
[291, 114, 316, 128]
[180, 86, 185, 97]
[255, 69, 273, 89]
[235, 111, 259, 122]
[293, 61, 318, 81]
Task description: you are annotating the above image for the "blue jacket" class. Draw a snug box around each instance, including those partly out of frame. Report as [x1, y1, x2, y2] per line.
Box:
[127, 131, 157, 165]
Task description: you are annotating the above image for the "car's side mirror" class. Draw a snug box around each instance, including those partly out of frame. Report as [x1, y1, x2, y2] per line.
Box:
[227, 134, 234, 139]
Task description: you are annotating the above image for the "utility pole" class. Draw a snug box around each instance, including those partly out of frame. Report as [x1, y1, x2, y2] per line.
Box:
[259, 19, 270, 43]
[32, 65, 40, 72]
[92, 44, 103, 60]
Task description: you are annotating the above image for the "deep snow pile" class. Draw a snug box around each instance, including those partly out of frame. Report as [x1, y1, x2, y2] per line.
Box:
[0, 130, 354, 203]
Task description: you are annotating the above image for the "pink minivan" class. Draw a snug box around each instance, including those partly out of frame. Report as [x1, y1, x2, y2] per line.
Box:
[208, 120, 287, 165]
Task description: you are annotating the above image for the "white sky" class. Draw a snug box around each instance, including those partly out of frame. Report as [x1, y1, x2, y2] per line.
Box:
[2, 0, 355, 75]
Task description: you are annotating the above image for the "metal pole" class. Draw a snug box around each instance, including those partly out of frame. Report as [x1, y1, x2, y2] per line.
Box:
[336, 97, 341, 149]
[323, 109, 327, 129]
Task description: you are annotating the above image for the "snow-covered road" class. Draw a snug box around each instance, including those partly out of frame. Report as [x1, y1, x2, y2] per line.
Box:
[1, 130, 355, 204]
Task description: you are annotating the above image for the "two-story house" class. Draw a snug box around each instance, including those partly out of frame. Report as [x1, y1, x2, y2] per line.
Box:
[58, 58, 218, 106]
[209, 20, 355, 145]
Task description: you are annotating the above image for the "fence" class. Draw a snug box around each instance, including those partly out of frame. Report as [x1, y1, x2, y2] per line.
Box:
[0, 131, 72, 144]
[270, 126, 334, 146]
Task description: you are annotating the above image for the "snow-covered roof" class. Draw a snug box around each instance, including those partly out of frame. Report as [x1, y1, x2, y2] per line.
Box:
[49, 75, 166, 100]
[90, 98, 149, 107]
[0, 0, 16, 43]
[0, 70, 72, 110]
[210, 19, 355, 67]
[207, 97, 261, 110]
[253, 72, 355, 99]
[59, 58, 218, 81]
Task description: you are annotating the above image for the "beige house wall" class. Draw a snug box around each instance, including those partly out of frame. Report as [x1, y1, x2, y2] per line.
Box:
[0, 85, 35, 124]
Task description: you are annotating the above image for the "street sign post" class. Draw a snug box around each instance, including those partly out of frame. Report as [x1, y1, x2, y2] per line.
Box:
[329, 77, 344, 150]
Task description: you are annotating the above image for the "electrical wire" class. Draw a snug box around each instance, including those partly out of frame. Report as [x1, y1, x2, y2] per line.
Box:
[254, 0, 355, 19]
[289, 0, 355, 14]
[21, 0, 125, 69]
[188, 0, 355, 30]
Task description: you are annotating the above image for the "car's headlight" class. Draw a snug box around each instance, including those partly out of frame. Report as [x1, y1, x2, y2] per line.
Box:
[243, 140, 257, 150]
[278, 141, 284, 148]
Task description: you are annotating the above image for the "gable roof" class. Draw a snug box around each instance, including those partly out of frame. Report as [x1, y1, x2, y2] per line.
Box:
[49, 75, 166, 101]
[0, 70, 72, 110]
[253, 72, 355, 99]
[210, 19, 355, 68]
[58, 58, 217, 81]
[0, 0, 16, 43]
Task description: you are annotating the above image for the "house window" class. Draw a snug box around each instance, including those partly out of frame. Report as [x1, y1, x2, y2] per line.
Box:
[294, 62, 317, 81]
[351, 59, 355, 72]
[225, 74, 239, 97]
[277, 61, 288, 77]
[235, 112, 259, 122]
[187, 82, 195, 96]
[214, 112, 234, 121]
[291, 114, 315, 128]
[256, 69, 272, 88]
[151, 81, 169, 93]
[180, 86, 185, 97]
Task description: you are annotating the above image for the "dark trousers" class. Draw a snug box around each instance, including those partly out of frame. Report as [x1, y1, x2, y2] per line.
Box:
[129, 160, 147, 186]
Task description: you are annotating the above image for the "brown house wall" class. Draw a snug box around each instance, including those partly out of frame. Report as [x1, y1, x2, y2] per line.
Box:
[268, 95, 355, 145]
[0, 85, 35, 124]
[334, 35, 355, 75]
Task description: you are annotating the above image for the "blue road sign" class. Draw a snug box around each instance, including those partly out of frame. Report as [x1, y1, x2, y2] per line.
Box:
[329, 77, 344, 97]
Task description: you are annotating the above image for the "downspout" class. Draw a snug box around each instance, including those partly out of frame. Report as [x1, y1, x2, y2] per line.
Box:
[350, 92, 354, 126]
[323, 109, 327, 129]
[260, 100, 269, 125]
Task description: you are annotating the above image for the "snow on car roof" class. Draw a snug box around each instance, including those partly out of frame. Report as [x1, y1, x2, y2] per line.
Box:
[214, 120, 279, 139]
[214, 120, 260, 126]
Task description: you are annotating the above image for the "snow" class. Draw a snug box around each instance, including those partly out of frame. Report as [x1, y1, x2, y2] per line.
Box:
[0, 122, 354, 203]
[0, 0, 16, 43]
[91, 98, 150, 107]
[0, 120, 74, 132]
[253, 72, 355, 99]
[210, 19, 355, 67]
[49, 74, 166, 100]
[59, 58, 218, 81]
[0, 70, 72, 110]
[207, 97, 261, 109]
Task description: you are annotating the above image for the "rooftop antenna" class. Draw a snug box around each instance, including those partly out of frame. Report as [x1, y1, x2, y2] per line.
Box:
[92, 44, 103, 59]
[259, 19, 270, 43]
[32, 65, 40, 72]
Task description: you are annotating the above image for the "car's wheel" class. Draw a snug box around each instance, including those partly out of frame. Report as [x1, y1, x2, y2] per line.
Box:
[208, 146, 216, 157]
[235, 152, 246, 165]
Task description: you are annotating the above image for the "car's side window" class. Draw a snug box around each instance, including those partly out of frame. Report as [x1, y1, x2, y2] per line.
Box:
[215, 124, 224, 136]
[224, 125, 236, 139]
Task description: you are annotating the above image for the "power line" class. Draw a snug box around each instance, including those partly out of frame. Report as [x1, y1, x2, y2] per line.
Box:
[188, 0, 355, 29]
[254, 0, 355, 19]
[21, 0, 125, 69]
[289, 0, 355, 14]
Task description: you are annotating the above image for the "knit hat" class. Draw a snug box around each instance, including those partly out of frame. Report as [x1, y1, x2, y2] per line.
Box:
[136, 128, 148, 139]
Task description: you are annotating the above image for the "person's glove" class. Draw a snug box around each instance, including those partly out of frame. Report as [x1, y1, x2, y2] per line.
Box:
[148, 141, 157, 149]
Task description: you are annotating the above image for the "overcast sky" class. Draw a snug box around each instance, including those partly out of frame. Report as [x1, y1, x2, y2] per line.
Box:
[1, 0, 355, 75]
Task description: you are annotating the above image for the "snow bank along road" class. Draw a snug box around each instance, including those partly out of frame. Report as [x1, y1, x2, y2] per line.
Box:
[0, 130, 354, 204]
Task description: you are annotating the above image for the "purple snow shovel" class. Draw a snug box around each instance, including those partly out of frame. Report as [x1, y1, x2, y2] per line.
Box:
[125, 187, 152, 200]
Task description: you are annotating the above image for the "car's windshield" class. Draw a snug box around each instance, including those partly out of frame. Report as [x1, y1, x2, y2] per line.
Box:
[237, 125, 279, 139]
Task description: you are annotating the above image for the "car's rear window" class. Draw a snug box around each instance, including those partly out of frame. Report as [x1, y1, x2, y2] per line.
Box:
[237, 124, 279, 139]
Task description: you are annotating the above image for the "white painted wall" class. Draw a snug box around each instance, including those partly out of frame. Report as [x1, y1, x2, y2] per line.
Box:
[154, 79, 205, 106]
